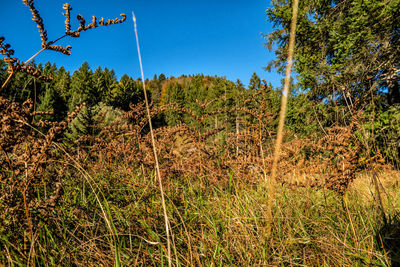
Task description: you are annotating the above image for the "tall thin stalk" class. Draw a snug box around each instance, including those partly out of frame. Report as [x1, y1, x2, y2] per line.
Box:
[132, 12, 172, 267]
[266, 0, 299, 235]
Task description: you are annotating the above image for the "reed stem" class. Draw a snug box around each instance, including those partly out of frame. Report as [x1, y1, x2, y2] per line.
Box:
[132, 12, 172, 267]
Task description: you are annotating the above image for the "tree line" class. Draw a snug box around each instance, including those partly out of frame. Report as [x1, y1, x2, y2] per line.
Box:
[0, 59, 272, 127]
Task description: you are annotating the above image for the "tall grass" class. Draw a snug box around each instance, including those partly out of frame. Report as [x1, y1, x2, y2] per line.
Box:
[267, 0, 299, 235]
[132, 12, 172, 267]
[2, 163, 399, 265]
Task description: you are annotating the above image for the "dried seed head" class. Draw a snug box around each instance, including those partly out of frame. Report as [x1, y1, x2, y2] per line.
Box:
[77, 14, 87, 32]
[88, 16, 97, 29]
[23, 0, 48, 44]
[63, 3, 72, 33]
[47, 44, 72, 55]
[63, 6, 126, 37]
[2, 1, 127, 87]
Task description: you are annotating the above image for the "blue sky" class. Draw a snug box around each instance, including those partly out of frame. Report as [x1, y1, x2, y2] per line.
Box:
[0, 0, 282, 88]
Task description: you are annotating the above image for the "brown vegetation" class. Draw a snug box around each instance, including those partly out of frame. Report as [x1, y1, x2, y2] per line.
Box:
[0, 94, 395, 265]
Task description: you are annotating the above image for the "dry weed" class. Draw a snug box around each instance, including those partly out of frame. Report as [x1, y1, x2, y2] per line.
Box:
[0, 96, 83, 250]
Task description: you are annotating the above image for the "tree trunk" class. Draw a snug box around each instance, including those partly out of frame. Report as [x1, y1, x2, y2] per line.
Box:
[386, 71, 399, 105]
[388, 82, 400, 105]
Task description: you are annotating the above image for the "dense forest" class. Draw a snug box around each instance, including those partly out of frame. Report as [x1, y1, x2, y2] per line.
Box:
[1, 56, 399, 166]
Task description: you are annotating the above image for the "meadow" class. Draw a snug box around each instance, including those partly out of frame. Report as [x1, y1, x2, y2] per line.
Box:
[1, 92, 399, 266]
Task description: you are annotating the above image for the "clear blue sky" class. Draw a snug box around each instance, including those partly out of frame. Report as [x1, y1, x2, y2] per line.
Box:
[0, 0, 282, 88]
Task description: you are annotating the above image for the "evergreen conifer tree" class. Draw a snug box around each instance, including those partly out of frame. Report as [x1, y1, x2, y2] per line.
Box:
[248, 72, 261, 90]
[265, 0, 400, 104]
[69, 62, 94, 110]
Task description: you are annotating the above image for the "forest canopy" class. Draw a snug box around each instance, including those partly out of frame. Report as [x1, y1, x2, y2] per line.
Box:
[265, 0, 400, 104]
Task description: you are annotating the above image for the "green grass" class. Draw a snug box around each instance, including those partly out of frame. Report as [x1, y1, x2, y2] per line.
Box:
[1, 166, 399, 266]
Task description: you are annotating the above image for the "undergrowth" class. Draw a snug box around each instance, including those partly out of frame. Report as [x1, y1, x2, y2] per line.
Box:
[1, 97, 399, 266]
[1, 158, 399, 265]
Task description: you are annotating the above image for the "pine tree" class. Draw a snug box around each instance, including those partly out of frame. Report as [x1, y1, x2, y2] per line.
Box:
[165, 82, 185, 125]
[54, 66, 71, 100]
[248, 72, 261, 90]
[265, 0, 400, 104]
[158, 73, 166, 82]
[92, 66, 106, 103]
[36, 85, 57, 121]
[65, 104, 92, 140]
[3, 61, 40, 102]
[109, 74, 143, 110]
[69, 62, 94, 110]
[102, 67, 117, 101]
[92, 66, 117, 104]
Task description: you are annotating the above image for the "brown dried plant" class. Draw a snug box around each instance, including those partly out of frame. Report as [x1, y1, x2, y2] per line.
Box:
[0, 96, 84, 252]
[62, 3, 126, 38]
[1, 0, 126, 89]
[82, 94, 371, 196]
[0, 88, 375, 263]
[1, 3, 127, 252]
[1, 37, 52, 84]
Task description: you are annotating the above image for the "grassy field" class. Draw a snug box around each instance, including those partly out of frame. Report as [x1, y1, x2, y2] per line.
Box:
[2, 163, 399, 266]
[1, 97, 399, 266]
